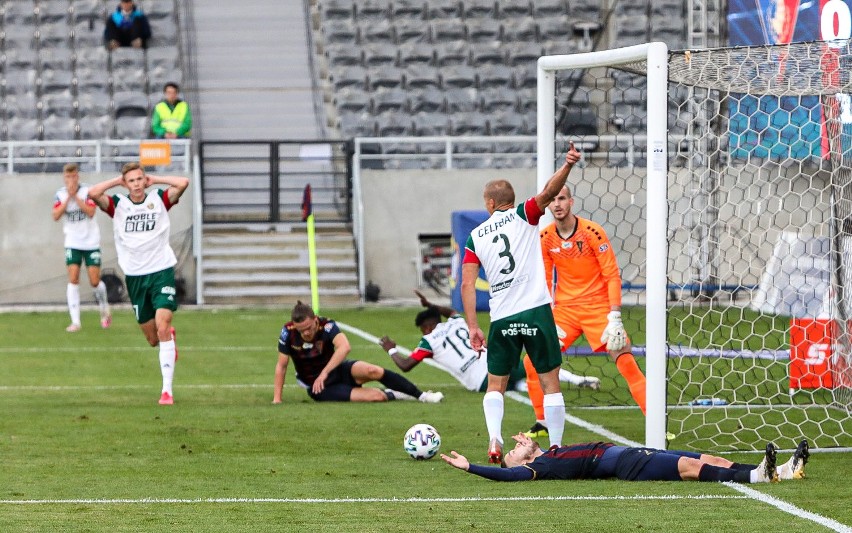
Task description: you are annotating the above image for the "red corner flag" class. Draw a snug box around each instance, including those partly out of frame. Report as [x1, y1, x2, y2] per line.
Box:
[301, 184, 312, 222]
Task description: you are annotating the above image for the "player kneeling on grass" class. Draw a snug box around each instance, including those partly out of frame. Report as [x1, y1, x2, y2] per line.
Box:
[441, 432, 810, 483]
[273, 301, 444, 404]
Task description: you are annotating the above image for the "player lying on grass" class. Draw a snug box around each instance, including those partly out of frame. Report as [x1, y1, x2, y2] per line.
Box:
[379, 290, 599, 393]
[441, 432, 809, 483]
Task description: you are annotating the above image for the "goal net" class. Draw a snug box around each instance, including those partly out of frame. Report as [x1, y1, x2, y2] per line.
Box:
[539, 41, 852, 451]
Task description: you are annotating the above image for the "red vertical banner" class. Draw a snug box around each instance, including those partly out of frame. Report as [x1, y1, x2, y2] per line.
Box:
[789, 318, 836, 390]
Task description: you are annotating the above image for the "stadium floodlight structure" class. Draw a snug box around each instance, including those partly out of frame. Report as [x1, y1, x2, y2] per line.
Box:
[537, 41, 852, 452]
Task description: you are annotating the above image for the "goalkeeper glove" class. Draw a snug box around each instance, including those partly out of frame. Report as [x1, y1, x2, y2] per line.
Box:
[601, 311, 627, 352]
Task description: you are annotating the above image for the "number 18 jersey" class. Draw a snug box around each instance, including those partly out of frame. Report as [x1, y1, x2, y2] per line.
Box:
[410, 315, 488, 391]
[464, 198, 552, 321]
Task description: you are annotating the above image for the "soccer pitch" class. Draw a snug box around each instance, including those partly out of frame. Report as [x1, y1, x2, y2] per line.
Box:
[1, 307, 850, 532]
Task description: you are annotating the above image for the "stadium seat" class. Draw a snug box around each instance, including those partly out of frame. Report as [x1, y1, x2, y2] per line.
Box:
[479, 87, 517, 113]
[71, 0, 105, 19]
[431, 19, 467, 41]
[363, 44, 398, 67]
[72, 18, 104, 47]
[75, 67, 111, 93]
[651, 0, 684, 17]
[38, 48, 73, 71]
[40, 70, 75, 95]
[77, 115, 111, 139]
[77, 92, 111, 116]
[111, 47, 146, 69]
[6, 118, 41, 141]
[445, 87, 480, 113]
[442, 65, 478, 89]
[408, 86, 444, 113]
[359, 19, 394, 44]
[611, 86, 645, 105]
[542, 39, 580, 56]
[512, 63, 537, 89]
[37, 22, 73, 48]
[614, 2, 647, 15]
[4, 48, 38, 70]
[4, 93, 39, 119]
[507, 42, 543, 66]
[144, 0, 176, 21]
[398, 42, 434, 66]
[111, 66, 147, 92]
[558, 106, 599, 150]
[434, 40, 469, 67]
[501, 16, 537, 42]
[113, 91, 149, 117]
[148, 19, 178, 47]
[571, 0, 601, 21]
[466, 19, 502, 42]
[464, 0, 498, 19]
[3, 68, 39, 95]
[355, 0, 391, 20]
[324, 43, 362, 67]
[413, 112, 450, 136]
[147, 46, 180, 71]
[392, 0, 426, 20]
[319, 0, 355, 22]
[41, 115, 78, 140]
[426, 0, 463, 19]
[531, 0, 566, 18]
[2, 26, 37, 50]
[516, 87, 537, 112]
[470, 42, 505, 65]
[375, 113, 413, 136]
[489, 112, 525, 135]
[337, 112, 377, 137]
[371, 88, 408, 113]
[322, 20, 358, 44]
[367, 64, 404, 89]
[496, 1, 531, 18]
[394, 19, 431, 43]
[148, 66, 183, 92]
[333, 88, 372, 113]
[450, 112, 488, 135]
[329, 65, 368, 91]
[403, 64, 440, 89]
[3, 2, 38, 25]
[115, 116, 148, 139]
[538, 16, 574, 42]
[478, 64, 513, 89]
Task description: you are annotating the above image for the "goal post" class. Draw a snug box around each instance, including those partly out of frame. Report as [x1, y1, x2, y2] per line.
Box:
[537, 40, 852, 452]
[537, 43, 670, 449]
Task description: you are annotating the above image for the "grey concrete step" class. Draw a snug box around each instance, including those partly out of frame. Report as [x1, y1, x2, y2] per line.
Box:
[204, 271, 357, 284]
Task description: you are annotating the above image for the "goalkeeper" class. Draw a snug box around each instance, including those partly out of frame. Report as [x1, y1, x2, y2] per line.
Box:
[523, 184, 646, 439]
[442, 432, 810, 483]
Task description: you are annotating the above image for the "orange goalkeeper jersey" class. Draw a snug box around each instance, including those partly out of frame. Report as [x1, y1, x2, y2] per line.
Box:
[540, 217, 622, 307]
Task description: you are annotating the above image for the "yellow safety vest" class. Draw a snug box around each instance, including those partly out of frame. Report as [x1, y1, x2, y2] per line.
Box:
[155, 101, 190, 136]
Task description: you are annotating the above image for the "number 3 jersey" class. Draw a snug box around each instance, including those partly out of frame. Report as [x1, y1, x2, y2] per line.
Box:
[464, 198, 552, 321]
[410, 314, 488, 391]
[106, 189, 177, 276]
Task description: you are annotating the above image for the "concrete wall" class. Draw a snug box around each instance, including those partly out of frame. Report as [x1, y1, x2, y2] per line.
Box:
[0, 173, 196, 305]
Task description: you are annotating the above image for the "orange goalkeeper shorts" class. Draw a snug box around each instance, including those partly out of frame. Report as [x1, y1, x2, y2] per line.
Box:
[552, 301, 629, 353]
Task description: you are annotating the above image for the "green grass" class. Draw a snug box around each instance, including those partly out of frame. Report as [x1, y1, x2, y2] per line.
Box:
[0, 307, 850, 532]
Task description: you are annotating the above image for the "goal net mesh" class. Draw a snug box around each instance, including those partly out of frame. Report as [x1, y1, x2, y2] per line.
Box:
[551, 40, 852, 451]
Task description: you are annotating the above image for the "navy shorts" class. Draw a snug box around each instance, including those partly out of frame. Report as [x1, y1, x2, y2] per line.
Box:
[307, 360, 360, 402]
[594, 446, 701, 481]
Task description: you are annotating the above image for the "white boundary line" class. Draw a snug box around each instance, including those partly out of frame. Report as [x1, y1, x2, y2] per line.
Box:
[724, 483, 852, 533]
[0, 494, 747, 505]
[338, 321, 852, 532]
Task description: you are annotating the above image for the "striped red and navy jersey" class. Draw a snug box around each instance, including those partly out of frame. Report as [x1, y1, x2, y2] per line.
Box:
[523, 442, 614, 480]
[277, 317, 341, 386]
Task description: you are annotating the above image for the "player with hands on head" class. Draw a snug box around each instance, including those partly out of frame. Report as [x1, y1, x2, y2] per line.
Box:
[461, 142, 582, 464]
[53, 163, 112, 332]
[88, 163, 189, 405]
[441, 432, 810, 484]
[275, 301, 444, 404]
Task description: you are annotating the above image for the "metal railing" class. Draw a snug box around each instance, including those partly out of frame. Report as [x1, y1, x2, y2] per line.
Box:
[0, 139, 193, 174]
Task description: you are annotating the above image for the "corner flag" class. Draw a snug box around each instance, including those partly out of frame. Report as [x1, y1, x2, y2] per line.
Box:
[302, 184, 320, 312]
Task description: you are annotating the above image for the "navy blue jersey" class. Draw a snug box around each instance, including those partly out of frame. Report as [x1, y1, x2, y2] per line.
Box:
[524, 442, 614, 480]
[278, 317, 341, 386]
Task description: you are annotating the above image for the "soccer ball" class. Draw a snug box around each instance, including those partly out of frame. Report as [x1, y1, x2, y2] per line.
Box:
[403, 423, 441, 460]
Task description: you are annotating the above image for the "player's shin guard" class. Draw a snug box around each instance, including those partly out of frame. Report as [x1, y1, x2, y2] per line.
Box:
[543, 392, 565, 447]
[379, 369, 422, 398]
[482, 391, 504, 443]
[523, 355, 545, 421]
[67, 283, 81, 325]
[698, 464, 749, 483]
[94, 281, 109, 315]
[159, 339, 176, 395]
[615, 353, 647, 415]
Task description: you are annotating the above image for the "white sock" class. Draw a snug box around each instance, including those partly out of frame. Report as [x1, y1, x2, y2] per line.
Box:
[543, 392, 566, 447]
[749, 469, 759, 483]
[159, 339, 176, 395]
[482, 390, 504, 444]
[94, 281, 110, 317]
[558, 368, 585, 385]
[67, 283, 81, 325]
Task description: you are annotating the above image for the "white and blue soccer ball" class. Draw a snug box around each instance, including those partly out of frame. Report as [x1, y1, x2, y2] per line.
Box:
[403, 423, 441, 460]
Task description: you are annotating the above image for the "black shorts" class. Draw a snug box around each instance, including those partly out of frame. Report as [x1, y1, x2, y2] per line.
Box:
[307, 360, 360, 402]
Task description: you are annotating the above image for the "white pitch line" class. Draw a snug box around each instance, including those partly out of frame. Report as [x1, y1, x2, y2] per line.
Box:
[0, 494, 748, 505]
[724, 483, 852, 533]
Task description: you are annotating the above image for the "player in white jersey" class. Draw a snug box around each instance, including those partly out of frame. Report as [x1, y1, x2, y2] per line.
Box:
[52, 163, 111, 332]
[88, 162, 189, 405]
[462, 142, 581, 463]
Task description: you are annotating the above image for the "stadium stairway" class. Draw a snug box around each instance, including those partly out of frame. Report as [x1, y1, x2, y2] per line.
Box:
[200, 223, 360, 306]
